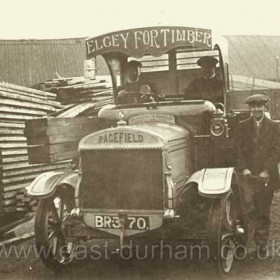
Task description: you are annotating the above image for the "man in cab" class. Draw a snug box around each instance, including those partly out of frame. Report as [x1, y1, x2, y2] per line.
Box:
[117, 60, 164, 104]
[184, 56, 224, 104]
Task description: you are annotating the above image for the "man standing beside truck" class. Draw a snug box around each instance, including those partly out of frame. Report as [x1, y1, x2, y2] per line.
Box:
[237, 94, 280, 257]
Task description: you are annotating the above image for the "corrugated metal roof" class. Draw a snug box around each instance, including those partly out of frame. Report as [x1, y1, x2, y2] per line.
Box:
[0, 38, 86, 87]
[2, 35, 280, 88]
[224, 35, 280, 81]
[230, 74, 280, 91]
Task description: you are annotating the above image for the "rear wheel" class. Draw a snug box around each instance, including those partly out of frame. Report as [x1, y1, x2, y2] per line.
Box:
[35, 186, 76, 271]
[207, 190, 238, 278]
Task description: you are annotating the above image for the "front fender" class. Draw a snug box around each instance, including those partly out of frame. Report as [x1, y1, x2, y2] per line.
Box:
[27, 170, 80, 198]
[186, 168, 237, 197]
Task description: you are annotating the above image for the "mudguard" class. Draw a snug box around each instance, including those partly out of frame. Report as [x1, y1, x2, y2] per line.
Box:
[186, 168, 237, 197]
[27, 170, 80, 198]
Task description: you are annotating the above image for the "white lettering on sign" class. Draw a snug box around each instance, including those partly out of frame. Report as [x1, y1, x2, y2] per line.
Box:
[98, 132, 144, 144]
[95, 216, 103, 227]
[86, 27, 212, 57]
[160, 29, 170, 47]
[94, 215, 149, 230]
[151, 29, 160, 48]
[120, 32, 129, 48]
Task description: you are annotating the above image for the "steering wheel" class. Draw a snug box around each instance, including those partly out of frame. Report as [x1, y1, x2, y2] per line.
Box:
[118, 84, 155, 104]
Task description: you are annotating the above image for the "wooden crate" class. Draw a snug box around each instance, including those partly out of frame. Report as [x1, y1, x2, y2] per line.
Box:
[25, 116, 101, 164]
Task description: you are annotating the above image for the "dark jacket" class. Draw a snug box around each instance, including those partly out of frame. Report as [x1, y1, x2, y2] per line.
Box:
[117, 81, 142, 104]
[117, 81, 164, 104]
[237, 116, 280, 188]
[184, 76, 224, 104]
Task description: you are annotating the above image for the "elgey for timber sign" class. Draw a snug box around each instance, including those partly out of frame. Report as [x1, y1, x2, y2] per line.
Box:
[86, 26, 212, 58]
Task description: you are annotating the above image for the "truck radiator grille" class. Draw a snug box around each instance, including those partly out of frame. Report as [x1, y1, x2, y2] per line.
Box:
[80, 149, 163, 210]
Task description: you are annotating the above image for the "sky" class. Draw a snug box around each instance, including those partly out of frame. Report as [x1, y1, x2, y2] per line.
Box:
[2, 0, 280, 39]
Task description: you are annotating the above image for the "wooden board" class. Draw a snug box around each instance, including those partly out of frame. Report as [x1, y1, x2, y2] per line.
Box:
[0, 82, 56, 98]
[0, 136, 26, 142]
[25, 116, 99, 136]
[0, 161, 70, 177]
[25, 116, 101, 163]
[0, 128, 24, 135]
[27, 142, 79, 164]
[27, 133, 88, 145]
[0, 112, 42, 121]
[0, 148, 28, 157]
[0, 156, 29, 163]
[56, 87, 111, 102]
[27, 142, 78, 155]
[0, 90, 60, 107]
[28, 150, 78, 164]
[0, 143, 28, 149]
[0, 98, 57, 112]
[0, 122, 25, 129]
[0, 105, 48, 116]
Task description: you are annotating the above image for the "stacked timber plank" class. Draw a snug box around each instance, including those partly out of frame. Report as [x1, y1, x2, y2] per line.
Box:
[55, 80, 112, 105]
[25, 76, 113, 164]
[25, 117, 101, 164]
[0, 78, 112, 214]
[0, 82, 69, 214]
[39, 77, 113, 105]
[55, 97, 113, 118]
[25, 77, 113, 164]
[0, 82, 63, 121]
[16, 188, 38, 212]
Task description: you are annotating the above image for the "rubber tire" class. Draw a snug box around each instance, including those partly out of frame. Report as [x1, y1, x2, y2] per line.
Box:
[207, 191, 238, 278]
[35, 186, 75, 272]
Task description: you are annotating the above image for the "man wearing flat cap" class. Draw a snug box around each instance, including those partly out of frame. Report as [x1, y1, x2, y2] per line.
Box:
[237, 93, 280, 257]
[184, 56, 224, 104]
[117, 60, 163, 104]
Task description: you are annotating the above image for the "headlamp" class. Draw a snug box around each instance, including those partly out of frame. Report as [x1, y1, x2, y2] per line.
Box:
[210, 121, 224, 137]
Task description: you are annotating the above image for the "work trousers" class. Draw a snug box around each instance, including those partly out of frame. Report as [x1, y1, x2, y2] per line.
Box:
[253, 187, 274, 244]
[240, 176, 275, 245]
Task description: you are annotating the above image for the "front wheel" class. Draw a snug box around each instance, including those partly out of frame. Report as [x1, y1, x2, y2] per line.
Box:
[35, 186, 76, 271]
[207, 190, 239, 278]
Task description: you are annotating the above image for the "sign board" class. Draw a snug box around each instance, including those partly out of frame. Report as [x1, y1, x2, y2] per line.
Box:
[86, 26, 212, 58]
[79, 128, 164, 149]
[84, 59, 96, 79]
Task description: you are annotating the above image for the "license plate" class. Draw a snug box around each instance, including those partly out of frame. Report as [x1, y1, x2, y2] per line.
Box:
[95, 215, 149, 230]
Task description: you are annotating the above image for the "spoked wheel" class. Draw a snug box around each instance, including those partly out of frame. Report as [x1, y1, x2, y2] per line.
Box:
[207, 190, 239, 278]
[35, 186, 76, 271]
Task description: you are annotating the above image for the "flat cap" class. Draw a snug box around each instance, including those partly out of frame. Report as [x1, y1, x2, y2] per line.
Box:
[245, 94, 270, 104]
[197, 56, 218, 67]
[127, 60, 142, 68]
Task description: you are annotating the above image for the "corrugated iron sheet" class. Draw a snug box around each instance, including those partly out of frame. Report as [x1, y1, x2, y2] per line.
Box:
[225, 35, 280, 81]
[0, 38, 86, 87]
[2, 35, 280, 89]
[230, 74, 280, 91]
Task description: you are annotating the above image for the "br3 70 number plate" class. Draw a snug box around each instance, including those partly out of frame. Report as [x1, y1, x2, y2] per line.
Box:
[95, 215, 149, 230]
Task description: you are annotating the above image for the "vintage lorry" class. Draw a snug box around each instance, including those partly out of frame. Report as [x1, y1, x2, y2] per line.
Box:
[27, 26, 248, 277]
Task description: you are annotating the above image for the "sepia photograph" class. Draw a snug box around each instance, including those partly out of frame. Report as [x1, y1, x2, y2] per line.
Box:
[0, 0, 280, 279]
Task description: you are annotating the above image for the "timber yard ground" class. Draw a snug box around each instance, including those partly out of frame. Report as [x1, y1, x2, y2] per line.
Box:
[0, 192, 280, 279]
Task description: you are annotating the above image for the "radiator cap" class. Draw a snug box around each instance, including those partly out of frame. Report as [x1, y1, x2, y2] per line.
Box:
[117, 110, 127, 126]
